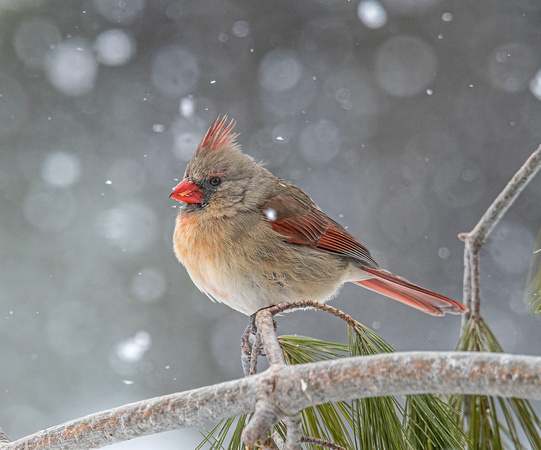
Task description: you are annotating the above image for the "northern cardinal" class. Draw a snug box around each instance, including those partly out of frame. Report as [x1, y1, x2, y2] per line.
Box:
[170, 116, 467, 317]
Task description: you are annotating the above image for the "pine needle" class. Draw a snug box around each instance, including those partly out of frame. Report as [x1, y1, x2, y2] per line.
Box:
[281, 335, 354, 449]
[348, 324, 468, 449]
[279, 334, 350, 362]
[451, 317, 541, 448]
[199, 318, 536, 449]
[348, 325, 408, 449]
[196, 415, 250, 450]
[404, 394, 467, 449]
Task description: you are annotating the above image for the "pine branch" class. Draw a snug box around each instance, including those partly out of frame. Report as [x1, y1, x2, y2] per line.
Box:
[243, 309, 303, 449]
[459, 144, 541, 329]
[2, 351, 540, 449]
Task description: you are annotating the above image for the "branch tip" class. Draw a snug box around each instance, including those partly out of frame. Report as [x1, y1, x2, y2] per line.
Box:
[460, 144, 541, 331]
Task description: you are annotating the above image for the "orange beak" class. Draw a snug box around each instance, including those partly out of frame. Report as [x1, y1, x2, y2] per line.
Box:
[169, 178, 204, 204]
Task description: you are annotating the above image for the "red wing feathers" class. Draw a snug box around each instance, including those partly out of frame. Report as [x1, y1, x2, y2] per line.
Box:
[319, 217, 377, 265]
[269, 210, 327, 245]
[261, 196, 379, 269]
[261, 195, 467, 317]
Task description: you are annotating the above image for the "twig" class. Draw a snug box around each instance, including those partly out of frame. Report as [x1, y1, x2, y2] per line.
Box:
[249, 330, 261, 376]
[461, 240, 472, 316]
[244, 310, 304, 449]
[469, 251, 481, 321]
[459, 144, 541, 331]
[302, 436, 345, 449]
[242, 316, 257, 356]
[242, 301, 361, 376]
[241, 352, 252, 378]
[267, 300, 358, 329]
[256, 309, 285, 366]
[243, 397, 282, 449]
[459, 144, 541, 248]
[268, 300, 369, 345]
[242, 315, 261, 377]
[283, 415, 303, 450]
[271, 431, 285, 449]
[249, 308, 342, 449]
[271, 432, 345, 450]
[268, 300, 367, 345]
[1, 352, 539, 449]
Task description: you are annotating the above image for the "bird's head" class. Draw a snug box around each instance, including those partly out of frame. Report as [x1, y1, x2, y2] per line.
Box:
[170, 116, 271, 216]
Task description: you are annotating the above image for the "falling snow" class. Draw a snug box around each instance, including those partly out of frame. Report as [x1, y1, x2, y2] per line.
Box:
[1, 1, 541, 447]
[264, 208, 277, 221]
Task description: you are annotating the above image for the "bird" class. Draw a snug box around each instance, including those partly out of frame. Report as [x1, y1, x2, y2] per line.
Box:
[170, 116, 467, 317]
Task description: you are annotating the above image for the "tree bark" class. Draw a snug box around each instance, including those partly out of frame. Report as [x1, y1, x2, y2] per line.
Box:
[2, 351, 540, 449]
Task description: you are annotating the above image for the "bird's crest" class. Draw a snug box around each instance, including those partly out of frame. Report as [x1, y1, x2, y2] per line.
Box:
[196, 116, 238, 155]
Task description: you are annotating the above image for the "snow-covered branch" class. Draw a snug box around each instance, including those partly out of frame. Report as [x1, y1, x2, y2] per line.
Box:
[459, 144, 541, 328]
[1, 350, 540, 449]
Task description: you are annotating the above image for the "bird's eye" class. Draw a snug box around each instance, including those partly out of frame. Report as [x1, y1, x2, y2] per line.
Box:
[209, 176, 221, 187]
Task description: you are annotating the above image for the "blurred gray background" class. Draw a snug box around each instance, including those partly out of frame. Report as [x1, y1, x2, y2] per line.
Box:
[1, 0, 541, 448]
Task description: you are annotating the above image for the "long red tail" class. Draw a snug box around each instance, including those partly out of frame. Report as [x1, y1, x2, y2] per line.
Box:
[353, 268, 467, 316]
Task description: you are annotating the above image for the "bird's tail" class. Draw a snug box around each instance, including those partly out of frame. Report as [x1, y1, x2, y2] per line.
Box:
[353, 268, 468, 316]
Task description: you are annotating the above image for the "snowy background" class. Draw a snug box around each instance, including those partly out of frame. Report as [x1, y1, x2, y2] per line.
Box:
[1, 0, 541, 447]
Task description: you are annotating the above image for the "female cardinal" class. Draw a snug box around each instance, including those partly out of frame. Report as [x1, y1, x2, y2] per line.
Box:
[170, 116, 467, 317]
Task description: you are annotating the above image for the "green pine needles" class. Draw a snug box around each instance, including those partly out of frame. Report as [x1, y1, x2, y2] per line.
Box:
[196, 313, 540, 449]
[450, 318, 541, 449]
[198, 321, 470, 449]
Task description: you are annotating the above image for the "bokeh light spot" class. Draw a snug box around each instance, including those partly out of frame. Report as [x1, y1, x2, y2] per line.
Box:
[13, 17, 61, 70]
[151, 46, 199, 97]
[130, 267, 166, 303]
[438, 247, 451, 259]
[357, 0, 387, 29]
[299, 120, 340, 166]
[433, 159, 485, 208]
[487, 43, 539, 93]
[115, 331, 151, 363]
[232, 20, 250, 37]
[41, 151, 81, 187]
[375, 35, 437, 97]
[96, 202, 158, 253]
[488, 221, 534, 274]
[529, 69, 541, 100]
[172, 118, 206, 161]
[259, 49, 303, 92]
[109, 331, 152, 376]
[94, 29, 136, 66]
[45, 40, 97, 96]
[93, 0, 146, 25]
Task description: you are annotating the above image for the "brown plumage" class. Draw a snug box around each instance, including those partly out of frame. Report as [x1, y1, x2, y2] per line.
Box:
[170, 116, 468, 317]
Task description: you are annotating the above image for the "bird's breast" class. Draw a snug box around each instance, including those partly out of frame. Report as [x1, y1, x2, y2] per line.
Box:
[174, 213, 227, 285]
[174, 212, 259, 308]
[172, 211, 350, 315]
[173, 214, 220, 264]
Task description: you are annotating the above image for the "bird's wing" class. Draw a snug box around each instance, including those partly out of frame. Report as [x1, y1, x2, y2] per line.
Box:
[260, 194, 379, 269]
[260, 192, 467, 317]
